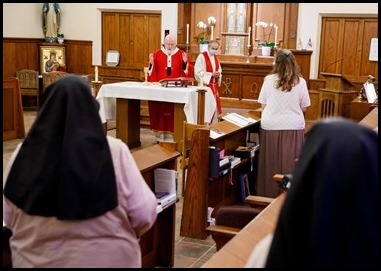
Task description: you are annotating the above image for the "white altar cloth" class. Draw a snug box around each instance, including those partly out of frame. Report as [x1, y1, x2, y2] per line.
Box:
[96, 81, 217, 124]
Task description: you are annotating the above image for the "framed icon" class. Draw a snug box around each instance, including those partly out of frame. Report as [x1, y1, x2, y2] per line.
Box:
[40, 45, 66, 74]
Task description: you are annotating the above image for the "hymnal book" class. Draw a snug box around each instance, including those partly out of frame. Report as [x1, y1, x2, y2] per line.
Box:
[239, 173, 250, 203]
[154, 168, 177, 197]
[209, 147, 232, 178]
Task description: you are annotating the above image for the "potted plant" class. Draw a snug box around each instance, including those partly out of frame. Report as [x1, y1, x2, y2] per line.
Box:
[57, 33, 64, 44]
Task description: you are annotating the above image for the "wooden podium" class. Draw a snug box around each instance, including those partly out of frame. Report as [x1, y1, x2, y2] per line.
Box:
[319, 72, 357, 118]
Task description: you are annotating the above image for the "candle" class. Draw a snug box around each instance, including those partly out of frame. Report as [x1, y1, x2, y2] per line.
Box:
[199, 71, 204, 87]
[274, 24, 278, 47]
[95, 66, 98, 82]
[186, 23, 189, 44]
[210, 25, 214, 40]
[247, 26, 251, 47]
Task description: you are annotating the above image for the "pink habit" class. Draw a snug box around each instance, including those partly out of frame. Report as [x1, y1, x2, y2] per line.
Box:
[3, 136, 158, 268]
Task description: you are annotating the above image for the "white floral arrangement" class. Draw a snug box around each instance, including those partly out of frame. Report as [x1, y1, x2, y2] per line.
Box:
[197, 16, 216, 44]
[255, 21, 275, 47]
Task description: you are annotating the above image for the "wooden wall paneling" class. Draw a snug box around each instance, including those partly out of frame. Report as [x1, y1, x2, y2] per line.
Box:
[252, 3, 286, 47]
[358, 19, 378, 79]
[119, 14, 131, 67]
[102, 13, 120, 66]
[3, 38, 41, 79]
[342, 19, 361, 79]
[177, 3, 192, 45]
[283, 3, 298, 49]
[130, 14, 147, 67]
[319, 18, 342, 76]
[147, 15, 162, 59]
[191, 3, 223, 44]
[64, 40, 93, 75]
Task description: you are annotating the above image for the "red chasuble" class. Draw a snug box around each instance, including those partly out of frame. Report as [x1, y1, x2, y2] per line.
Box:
[148, 48, 188, 133]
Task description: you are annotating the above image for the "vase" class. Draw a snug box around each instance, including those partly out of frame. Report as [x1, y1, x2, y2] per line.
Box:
[58, 37, 64, 44]
[261, 46, 271, 56]
[199, 44, 208, 53]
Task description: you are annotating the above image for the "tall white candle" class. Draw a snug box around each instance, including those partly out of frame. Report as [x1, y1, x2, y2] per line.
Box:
[247, 26, 251, 47]
[210, 26, 214, 40]
[95, 66, 98, 82]
[274, 24, 278, 47]
[186, 23, 189, 44]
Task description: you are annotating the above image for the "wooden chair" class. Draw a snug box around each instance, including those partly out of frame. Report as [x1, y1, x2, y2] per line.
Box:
[180, 120, 206, 197]
[42, 71, 68, 91]
[205, 174, 287, 251]
[320, 98, 336, 118]
[16, 69, 40, 110]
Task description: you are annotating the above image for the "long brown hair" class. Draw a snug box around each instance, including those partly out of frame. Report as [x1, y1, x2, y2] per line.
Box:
[270, 49, 302, 92]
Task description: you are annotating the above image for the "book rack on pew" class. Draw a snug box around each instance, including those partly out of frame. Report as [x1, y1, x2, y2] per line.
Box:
[132, 142, 180, 268]
[180, 113, 261, 239]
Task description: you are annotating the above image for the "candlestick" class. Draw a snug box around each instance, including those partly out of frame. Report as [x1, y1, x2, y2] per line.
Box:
[143, 67, 149, 84]
[274, 24, 278, 47]
[95, 66, 99, 82]
[247, 26, 251, 47]
[186, 23, 189, 44]
[210, 26, 214, 40]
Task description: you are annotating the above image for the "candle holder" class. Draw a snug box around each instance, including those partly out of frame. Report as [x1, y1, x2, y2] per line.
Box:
[246, 44, 251, 63]
[186, 42, 190, 53]
[143, 67, 149, 85]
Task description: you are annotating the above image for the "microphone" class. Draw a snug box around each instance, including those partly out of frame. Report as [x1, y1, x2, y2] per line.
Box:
[323, 58, 344, 72]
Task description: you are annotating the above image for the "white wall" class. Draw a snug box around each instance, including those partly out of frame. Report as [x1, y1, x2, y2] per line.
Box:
[3, 3, 177, 66]
[3, 3, 377, 79]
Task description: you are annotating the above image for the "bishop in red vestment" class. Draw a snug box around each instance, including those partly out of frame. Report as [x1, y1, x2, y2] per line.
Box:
[148, 34, 191, 141]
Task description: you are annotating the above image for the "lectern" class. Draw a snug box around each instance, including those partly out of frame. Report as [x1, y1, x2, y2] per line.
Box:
[319, 72, 357, 118]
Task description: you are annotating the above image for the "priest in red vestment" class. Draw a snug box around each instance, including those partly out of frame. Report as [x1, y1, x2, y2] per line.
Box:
[148, 34, 191, 141]
[194, 39, 222, 124]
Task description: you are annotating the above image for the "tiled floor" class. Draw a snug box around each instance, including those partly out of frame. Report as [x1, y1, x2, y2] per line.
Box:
[3, 111, 217, 268]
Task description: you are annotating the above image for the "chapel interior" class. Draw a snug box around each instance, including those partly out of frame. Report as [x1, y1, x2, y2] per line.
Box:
[3, 3, 378, 268]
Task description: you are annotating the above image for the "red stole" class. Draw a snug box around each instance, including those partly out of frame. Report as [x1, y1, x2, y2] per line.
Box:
[202, 51, 222, 115]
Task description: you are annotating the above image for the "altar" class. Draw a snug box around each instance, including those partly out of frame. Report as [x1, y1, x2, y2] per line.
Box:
[96, 81, 216, 148]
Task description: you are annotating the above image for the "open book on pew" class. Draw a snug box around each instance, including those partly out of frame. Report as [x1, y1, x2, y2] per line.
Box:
[222, 113, 258, 127]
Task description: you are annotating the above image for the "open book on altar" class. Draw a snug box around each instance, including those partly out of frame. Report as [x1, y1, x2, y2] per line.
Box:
[159, 77, 195, 87]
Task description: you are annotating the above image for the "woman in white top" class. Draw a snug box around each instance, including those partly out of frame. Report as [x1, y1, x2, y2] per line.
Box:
[255, 49, 310, 198]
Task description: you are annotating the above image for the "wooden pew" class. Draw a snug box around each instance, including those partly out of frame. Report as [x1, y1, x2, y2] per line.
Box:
[201, 192, 286, 268]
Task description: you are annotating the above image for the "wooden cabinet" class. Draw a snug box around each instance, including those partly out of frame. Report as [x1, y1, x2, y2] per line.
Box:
[101, 12, 161, 69]
[180, 116, 260, 239]
[319, 17, 378, 82]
